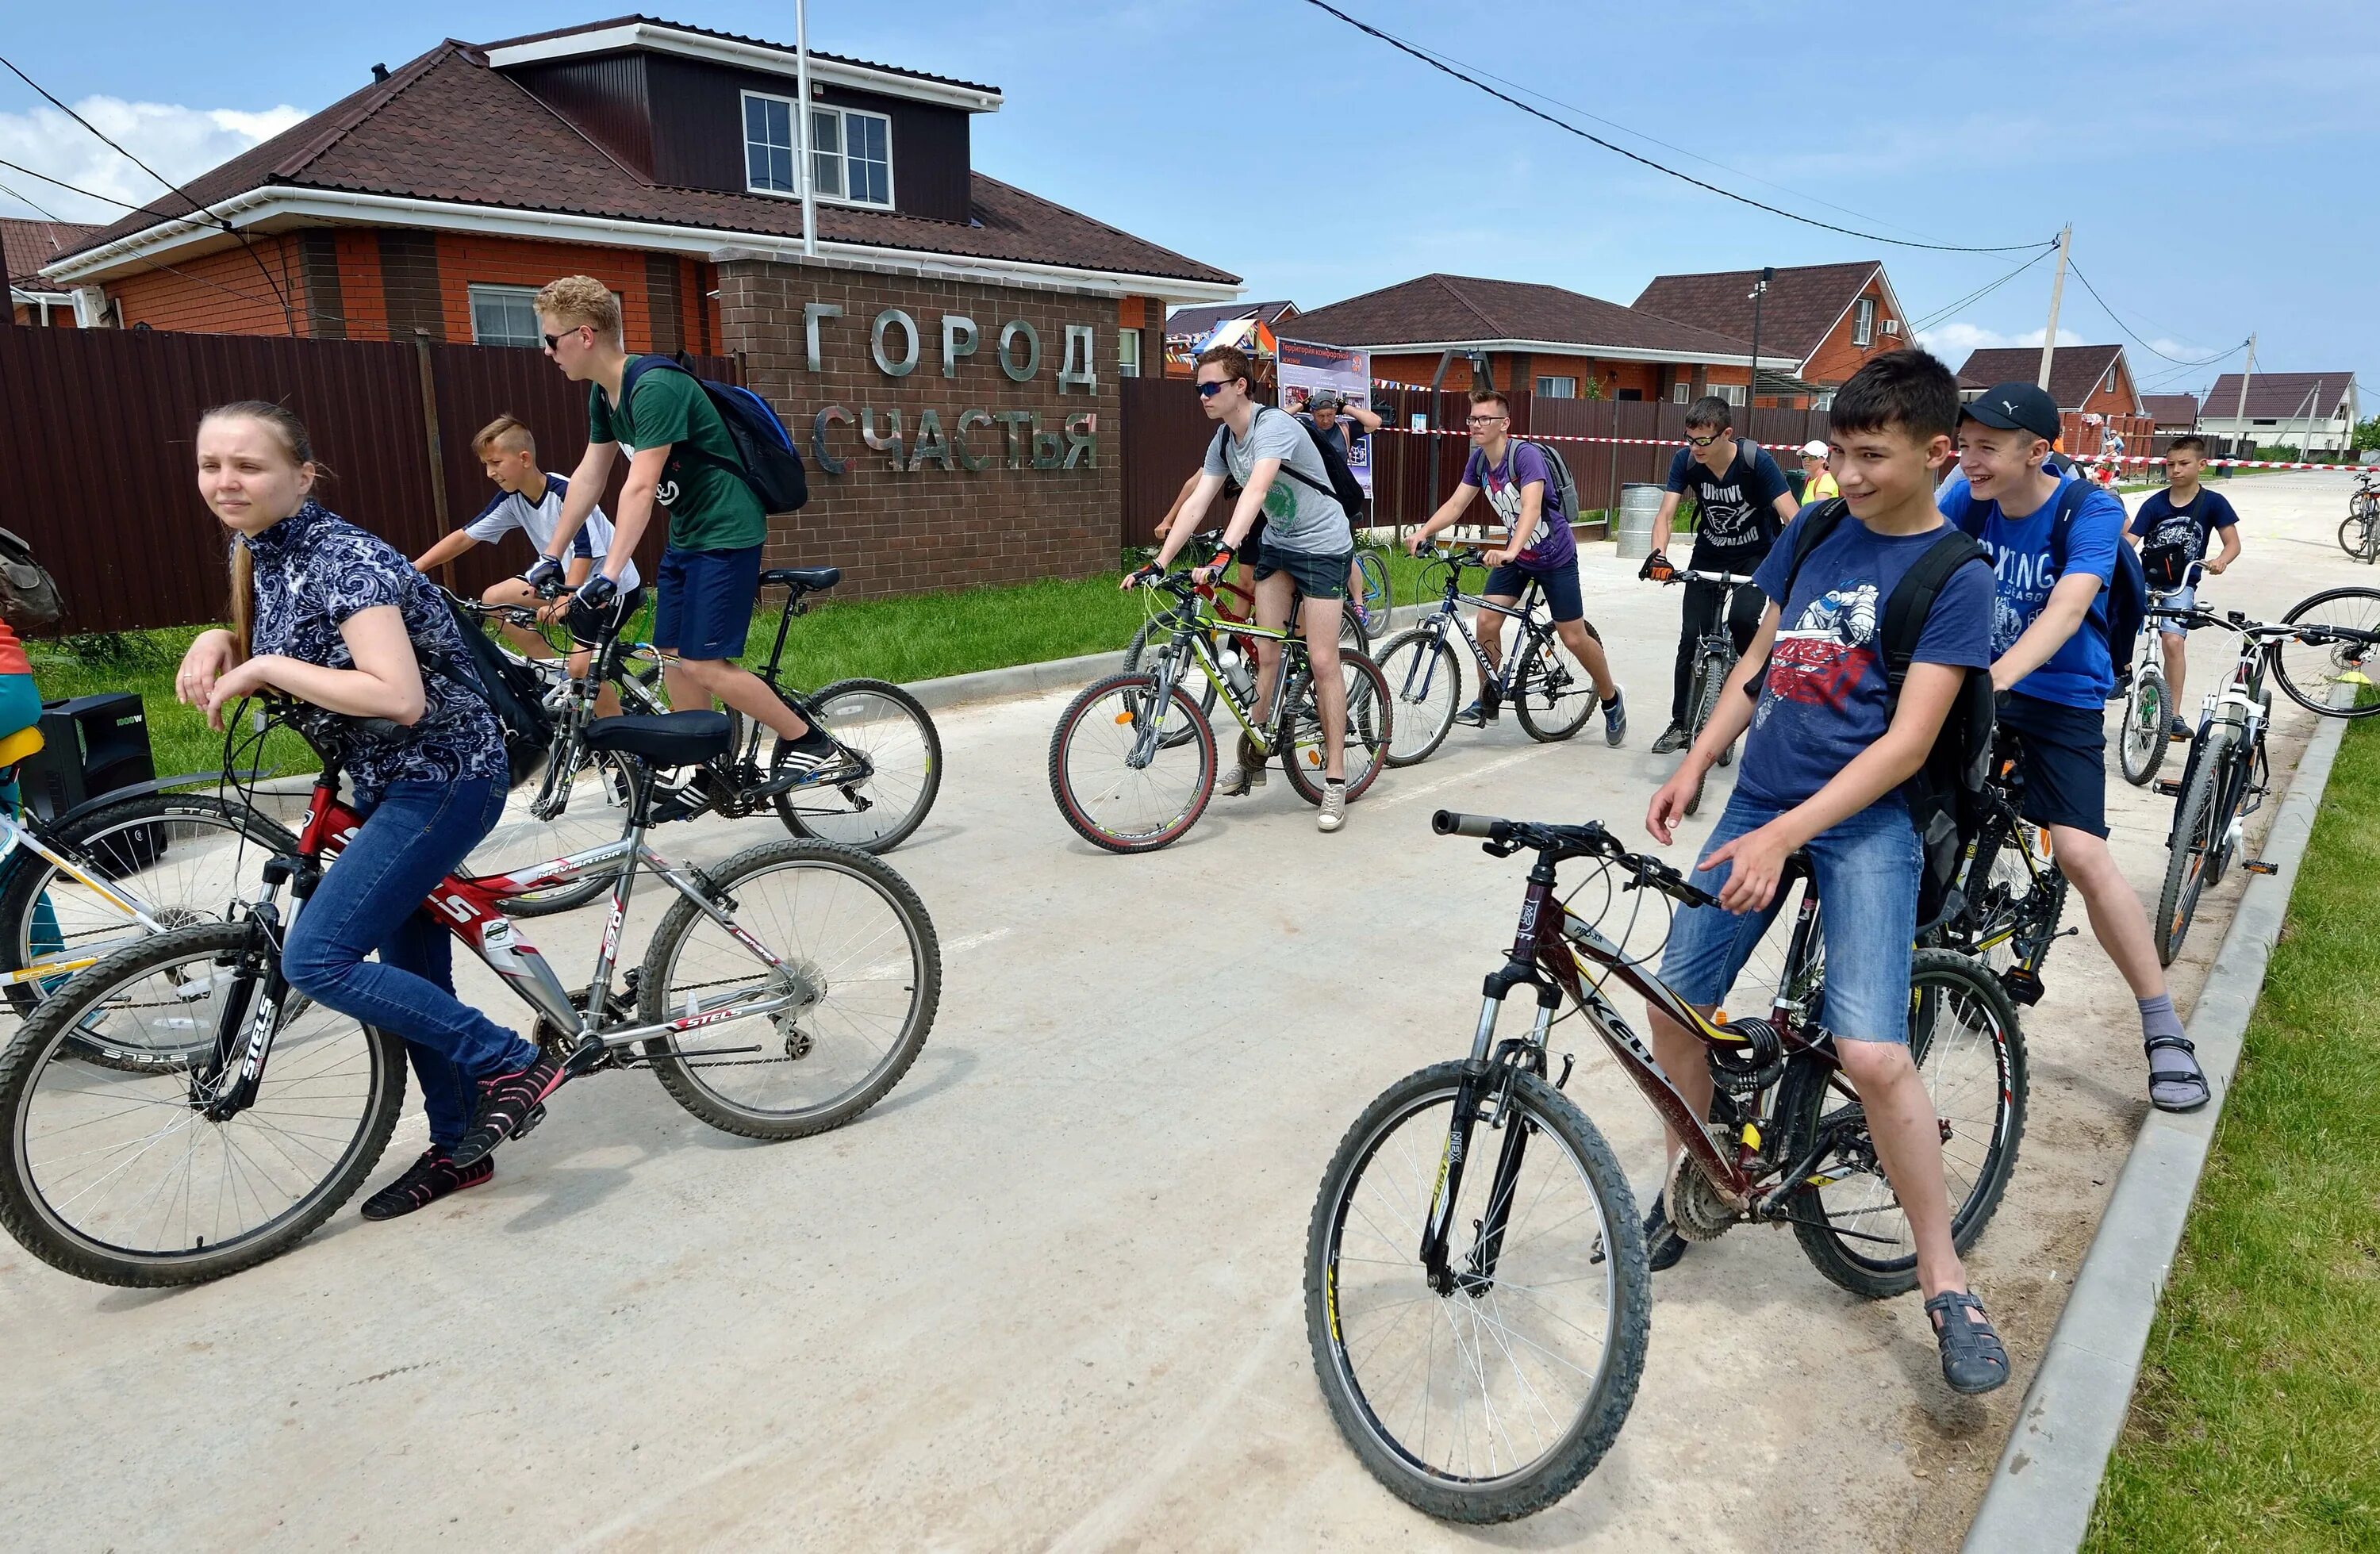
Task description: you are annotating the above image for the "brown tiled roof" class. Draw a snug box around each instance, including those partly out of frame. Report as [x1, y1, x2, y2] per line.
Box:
[2202, 372, 2356, 420]
[1289, 274, 1755, 360]
[2, 217, 97, 290]
[1632, 260, 1883, 367]
[477, 15, 999, 96]
[2141, 393, 2198, 427]
[1165, 300, 1296, 338]
[1956, 344, 2126, 410]
[52, 42, 1232, 288]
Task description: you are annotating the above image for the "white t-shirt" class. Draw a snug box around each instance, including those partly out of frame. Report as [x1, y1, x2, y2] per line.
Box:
[463, 473, 641, 592]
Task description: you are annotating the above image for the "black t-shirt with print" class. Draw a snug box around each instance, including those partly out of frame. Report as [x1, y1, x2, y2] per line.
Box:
[1666, 439, 1791, 573]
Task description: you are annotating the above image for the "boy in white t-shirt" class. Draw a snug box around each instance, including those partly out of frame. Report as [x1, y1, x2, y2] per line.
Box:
[413, 414, 643, 713]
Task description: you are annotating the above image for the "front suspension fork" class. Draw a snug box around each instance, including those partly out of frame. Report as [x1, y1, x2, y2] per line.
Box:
[1419, 966, 1559, 1295]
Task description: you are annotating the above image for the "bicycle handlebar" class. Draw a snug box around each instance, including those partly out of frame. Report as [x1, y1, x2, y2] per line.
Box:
[1672, 570, 1757, 587]
[1433, 811, 1722, 907]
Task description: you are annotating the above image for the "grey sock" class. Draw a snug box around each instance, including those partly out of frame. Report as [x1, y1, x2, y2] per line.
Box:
[2137, 992, 2184, 1046]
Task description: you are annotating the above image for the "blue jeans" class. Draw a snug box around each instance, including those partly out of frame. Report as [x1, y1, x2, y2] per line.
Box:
[282, 777, 536, 1149]
[1656, 792, 1921, 1045]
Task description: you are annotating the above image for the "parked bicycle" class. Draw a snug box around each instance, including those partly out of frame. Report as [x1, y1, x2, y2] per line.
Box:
[1942, 725, 2074, 1009]
[2339, 473, 2378, 563]
[1306, 812, 2024, 1521]
[1050, 572, 1391, 852]
[1660, 567, 1756, 813]
[1351, 535, 1395, 635]
[0, 696, 940, 1287]
[1372, 545, 1605, 766]
[462, 568, 943, 915]
[2117, 561, 2205, 787]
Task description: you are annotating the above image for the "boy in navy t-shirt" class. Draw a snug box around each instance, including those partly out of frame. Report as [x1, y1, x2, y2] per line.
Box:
[2127, 433, 2240, 733]
[1644, 349, 2009, 1395]
[1942, 383, 2205, 1115]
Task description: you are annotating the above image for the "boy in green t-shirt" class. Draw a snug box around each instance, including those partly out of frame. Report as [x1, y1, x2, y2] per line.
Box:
[528, 275, 841, 783]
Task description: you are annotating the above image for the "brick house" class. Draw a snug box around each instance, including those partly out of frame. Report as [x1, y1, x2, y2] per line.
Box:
[1956, 344, 2148, 460]
[33, 17, 1240, 597]
[4, 218, 94, 327]
[1286, 273, 1760, 405]
[1632, 259, 1906, 409]
[2198, 373, 2362, 456]
[1161, 299, 1299, 376]
[2143, 393, 2198, 434]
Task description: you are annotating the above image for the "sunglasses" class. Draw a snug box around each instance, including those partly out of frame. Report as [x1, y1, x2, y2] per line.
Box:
[543, 328, 584, 351]
[1687, 432, 1722, 447]
[1196, 381, 1232, 398]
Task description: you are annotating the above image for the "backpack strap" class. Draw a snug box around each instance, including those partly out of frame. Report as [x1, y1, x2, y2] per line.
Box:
[1775, 497, 1854, 609]
[1252, 405, 1345, 502]
[613, 353, 688, 420]
[1877, 529, 1993, 699]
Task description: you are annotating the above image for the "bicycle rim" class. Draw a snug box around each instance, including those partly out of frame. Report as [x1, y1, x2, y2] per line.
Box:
[2275, 586, 2380, 717]
[466, 746, 635, 915]
[1358, 550, 1394, 629]
[1512, 634, 1595, 742]
[778, 680, 942, 852]
[2120, 673, 2168, 785]
[1283, 651, 1391, 803]
[1376, 630, 1460, 766]
[2159, 735, 2228, 961]
[1048, 674, 1214, 852]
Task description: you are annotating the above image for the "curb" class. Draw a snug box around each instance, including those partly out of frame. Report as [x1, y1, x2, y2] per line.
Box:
[1961, 707, 2354, 1552]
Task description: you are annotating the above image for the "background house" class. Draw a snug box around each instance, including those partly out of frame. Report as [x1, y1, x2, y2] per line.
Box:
[1632, 259, 1906, 409]
[5, 218, 94, 327]
[1162, 298, 1298, 373]
[2144, 393, 2199, 434]
[2197, 372, 2361, 455]
[1956, 343, 2148, 458]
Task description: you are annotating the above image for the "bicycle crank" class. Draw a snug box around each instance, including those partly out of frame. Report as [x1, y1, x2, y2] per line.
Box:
[1664, 1148, 1749, 1242]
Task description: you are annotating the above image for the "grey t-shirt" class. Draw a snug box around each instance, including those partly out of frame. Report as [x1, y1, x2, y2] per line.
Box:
[1203, 406, 1353, 556]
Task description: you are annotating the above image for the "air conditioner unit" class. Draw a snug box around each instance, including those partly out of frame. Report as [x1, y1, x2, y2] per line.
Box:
[1881, 318, 1901, 336]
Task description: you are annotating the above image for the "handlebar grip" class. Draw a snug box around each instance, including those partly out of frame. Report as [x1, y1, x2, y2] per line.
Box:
[1433, 811, 1502, 838]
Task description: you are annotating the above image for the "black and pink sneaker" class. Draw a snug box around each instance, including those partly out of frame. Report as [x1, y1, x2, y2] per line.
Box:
[448, 1057, 568, 1170]
[360, 1149, 493, 1221]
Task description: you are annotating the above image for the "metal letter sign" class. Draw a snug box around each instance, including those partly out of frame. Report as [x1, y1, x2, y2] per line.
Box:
[1058, 324, 1097, 395]
[998, 320, 1041, 383]
[804, 302, 843, 373]
[942, 315, 979, 378]
[872, 309, 919, 378]
[811, 405, 852, 474]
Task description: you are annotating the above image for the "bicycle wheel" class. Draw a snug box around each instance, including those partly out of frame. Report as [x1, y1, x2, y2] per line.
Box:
[1306, 1060, 1648, 1522]
[1373, 627, 1461, 767]
[464, 742, 637, 917]
[2339, 511, 2379, 562]
[2156, 726, 2233, 965]
[775, 678, 942, 853]
[2274, 586, 2380, 717]
[0, 792, 299, 1019]
[1048, 673, 1215, 853]
[0, 922, 405, 1287]
[1280, 650, 1392, 804]
[1354, 549, 1395, 634]
[1681, 662, 1727, 816]
[1123, 623, 1220, 751]
[1511, 630, 1596, 742]
[1781, 950, 2027, 1299]
[637, 839, 938, 1139]
[2119, 666, 2170, 785]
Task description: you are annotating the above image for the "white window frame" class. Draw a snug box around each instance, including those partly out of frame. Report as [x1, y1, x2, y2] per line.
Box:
[741, 90, 800, 197]
[1534, 375, 1577, 400]
[1718, 382, 1747, 407]
[468, 283, 544, 348]
[1672, 382, 1690, 405]
[1118, 328, 1142, 378]
[1852, 296, 1876, 347]
[744, 90, 894, 209]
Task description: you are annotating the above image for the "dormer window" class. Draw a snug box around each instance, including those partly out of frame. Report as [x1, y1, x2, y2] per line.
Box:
[743, 90, 892, 208]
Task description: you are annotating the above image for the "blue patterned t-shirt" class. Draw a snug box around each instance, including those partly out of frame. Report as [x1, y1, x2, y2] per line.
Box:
[242, 501, 509, 796]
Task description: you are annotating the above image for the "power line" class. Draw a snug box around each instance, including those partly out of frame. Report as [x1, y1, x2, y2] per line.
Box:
[1906, 246, 2058, 335]
[1298, 0, 2057, 255]
[2065, 259, 2240, 368]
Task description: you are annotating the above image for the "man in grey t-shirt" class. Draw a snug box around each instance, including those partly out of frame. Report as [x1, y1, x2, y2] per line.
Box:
[1131, 343, 1359, 832]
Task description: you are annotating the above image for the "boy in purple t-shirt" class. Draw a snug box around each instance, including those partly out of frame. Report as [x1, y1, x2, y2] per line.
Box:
[1407, 388, 1626, 744]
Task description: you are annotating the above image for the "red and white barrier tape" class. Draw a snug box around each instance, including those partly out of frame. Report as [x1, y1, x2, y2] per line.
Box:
[1367, 424, 2367, 472]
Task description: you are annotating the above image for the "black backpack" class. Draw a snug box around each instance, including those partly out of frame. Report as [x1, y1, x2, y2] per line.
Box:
[0, 527, 65, 629]
[617, 354, 809, 515]
[1771, 499, 1997, 929]
[434, 596, 555, 789]
[1260, 406, 1367, 520]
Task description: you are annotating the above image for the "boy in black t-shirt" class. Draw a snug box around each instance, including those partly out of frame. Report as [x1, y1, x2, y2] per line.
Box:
[1638, 397, 1802, 752]
[2127, 434, 2240, 735]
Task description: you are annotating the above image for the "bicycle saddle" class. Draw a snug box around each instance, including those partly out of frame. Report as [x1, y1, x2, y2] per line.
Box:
[581, 710, 732, 766]
[761, 566, 842, 593]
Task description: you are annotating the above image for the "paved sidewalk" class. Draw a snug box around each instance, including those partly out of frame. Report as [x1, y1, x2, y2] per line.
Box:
[0, 472, 2364, 1550]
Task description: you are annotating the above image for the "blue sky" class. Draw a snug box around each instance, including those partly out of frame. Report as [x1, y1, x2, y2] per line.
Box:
[5, 1, 2372, 409]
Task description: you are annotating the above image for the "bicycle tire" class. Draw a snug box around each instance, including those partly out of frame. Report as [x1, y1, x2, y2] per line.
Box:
[1374, 627, 1461, 767]
[1305, 1060, 1649, 1523]
[2119, 666, 2170, 785]
[637, 839, 939, 1140]
[0, 922, 405, 1287]
[1047, 673, 1216, 853]
[1779, 950, 2027, 1299]
[1280, 650, 1392, 804]
[0, 792, 300, 1019]
[775, 677, 942, 854]
[472, 743, 639, 918]
[2274, 585, 2380, 718]
[2340, 512, 2379, 563]
[1123, 620, 1219, 749]
[1511, 631, 1596, 742]
[2157, 724, 2233, 965]
[1682, 662, 1726, 816]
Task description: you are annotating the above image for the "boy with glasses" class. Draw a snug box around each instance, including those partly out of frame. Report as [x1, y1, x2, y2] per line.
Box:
[1640, 397, 1801, 753]
[1405, 388, 1626, 741]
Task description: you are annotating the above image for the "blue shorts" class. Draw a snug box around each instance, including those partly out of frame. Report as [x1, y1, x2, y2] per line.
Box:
[1657, 793, 1921, 1045]
[1484, 556, 1584, 624]
[652, 544, 762, 661]
[2152, 584, 2198, 631]
[1996, 692, 2108, 838]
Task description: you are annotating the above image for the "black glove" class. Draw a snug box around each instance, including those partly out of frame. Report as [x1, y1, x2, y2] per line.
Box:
[523, 555, 566, 594]
[1124, 563, 1161, 589]
[565, 574, 620, 643]
[1638, 550, 1675, 583]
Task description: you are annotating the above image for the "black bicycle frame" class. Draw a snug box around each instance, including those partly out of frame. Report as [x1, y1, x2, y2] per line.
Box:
[1395, 560, 1547, 704]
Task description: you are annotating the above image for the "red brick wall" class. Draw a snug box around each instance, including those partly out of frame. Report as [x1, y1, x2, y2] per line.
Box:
[112, 236, 309, 336]
[10, 298, 78, 327]
[2077, 356, 2138, 417]
[1802, 276, 1906, 386]
[719, 257, 1123, 600]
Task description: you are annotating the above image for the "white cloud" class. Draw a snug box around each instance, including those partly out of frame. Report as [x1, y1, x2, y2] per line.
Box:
[1915, 321, 2087, 359]
[0, 96, 306, 226]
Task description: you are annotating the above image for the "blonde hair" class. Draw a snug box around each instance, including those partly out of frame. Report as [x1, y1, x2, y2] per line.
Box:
[534, 274, 622, 343]
[200, 401, 327, 658]
[471, 412, 536, 460]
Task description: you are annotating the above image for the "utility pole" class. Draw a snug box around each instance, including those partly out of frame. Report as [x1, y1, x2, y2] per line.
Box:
[2036, 223, 2071, 391]
[2228, 332, 2257, 459]
[1746, 265, 1772, 432]
[796, 0, 817, 256]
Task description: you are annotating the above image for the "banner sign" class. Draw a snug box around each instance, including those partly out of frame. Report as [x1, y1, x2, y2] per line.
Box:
[1276, 339, 1374, 498]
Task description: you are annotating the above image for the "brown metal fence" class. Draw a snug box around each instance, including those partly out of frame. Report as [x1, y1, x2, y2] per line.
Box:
[1119, 376, 1209, 548]
[0, 324, 731, 634]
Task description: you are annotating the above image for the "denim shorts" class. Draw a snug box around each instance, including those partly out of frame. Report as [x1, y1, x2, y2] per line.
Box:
[2152, 584, 2198, 629]
[1484, 557, 1584, 624]
[1253, 542, 1354, 603]
[653, 543, 762, 660]
[1656, 792, 1921, 1045]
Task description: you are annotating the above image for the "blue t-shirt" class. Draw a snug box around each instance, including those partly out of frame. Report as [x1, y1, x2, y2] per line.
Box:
[1737, 515, 1994, 809]
[2129, 486, 2238, 570]
[1938, 469, 2125, 709]
[1665, 440, 1791, 572]
[1462, 440, 1576, 569]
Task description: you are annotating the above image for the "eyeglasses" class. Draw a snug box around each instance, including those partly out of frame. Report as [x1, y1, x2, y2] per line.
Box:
[1687, 432, 1722, 447]
[543, 327, 585, 351]
[1466, 414, 1507, 426]
[1196, 381, 1230, 399]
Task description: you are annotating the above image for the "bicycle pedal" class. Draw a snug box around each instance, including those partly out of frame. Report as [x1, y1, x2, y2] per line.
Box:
[512, 1102, 548, 1139]
[2154, 778, 2183, 797]
[2243, 858, 2280, 876]
[2001, 967, 2045, 1007]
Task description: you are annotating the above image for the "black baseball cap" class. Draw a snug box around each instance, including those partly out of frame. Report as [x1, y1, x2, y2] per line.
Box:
[1961, 382, 2061, 443]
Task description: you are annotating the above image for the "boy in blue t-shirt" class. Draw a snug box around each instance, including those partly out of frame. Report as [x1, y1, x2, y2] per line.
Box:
[2127, 433, 2240, 734]
[1940, 383, 2205, 1115]
[1644, 350, 2009, 1395]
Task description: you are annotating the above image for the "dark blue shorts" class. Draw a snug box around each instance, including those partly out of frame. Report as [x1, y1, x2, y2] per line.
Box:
[1998, 692, 2108, 838]
[1484, 557, 1584, 624]
[652, 544, 762, 661]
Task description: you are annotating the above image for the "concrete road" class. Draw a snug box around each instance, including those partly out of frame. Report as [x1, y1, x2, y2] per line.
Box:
[2, 470, 2369, 1551]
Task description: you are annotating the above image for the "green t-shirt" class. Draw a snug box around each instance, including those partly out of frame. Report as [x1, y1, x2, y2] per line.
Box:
[587, 363, 769, 552]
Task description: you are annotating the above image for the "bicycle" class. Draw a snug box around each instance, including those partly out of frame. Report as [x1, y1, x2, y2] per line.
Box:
[1352, 535, 1395, 635]
[1050, 572, 1392, 852]
[463, 568, 944, 915]
[1943, 724, 2074, 1009]
[1305, 812, 2024, 1521]
[1371, 546, 1606, 767]
[2117, 559, 2205, 787]
[0, 697, 941, 1287]
[2338, 474, 2378, 563]
[1660, 568, 1756, 814]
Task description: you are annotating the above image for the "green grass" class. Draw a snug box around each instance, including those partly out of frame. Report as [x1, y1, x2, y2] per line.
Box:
[2085, 716, 2380, 1552]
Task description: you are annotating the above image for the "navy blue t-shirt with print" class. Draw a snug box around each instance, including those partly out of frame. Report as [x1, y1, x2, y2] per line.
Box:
[2129, 486, 2238, 578]
[1737, 515, 1994, 810]
[1666, 439, 1791, 573]
[1937, 468, 2125, 709]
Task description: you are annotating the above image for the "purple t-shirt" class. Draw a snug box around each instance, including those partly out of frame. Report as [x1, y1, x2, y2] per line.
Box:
[1462, 441, 1576, 570]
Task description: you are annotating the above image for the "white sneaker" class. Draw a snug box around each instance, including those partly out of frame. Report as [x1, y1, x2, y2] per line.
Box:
[1317, 781, 1349, 832]
[1219, 735, 1267, 797]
